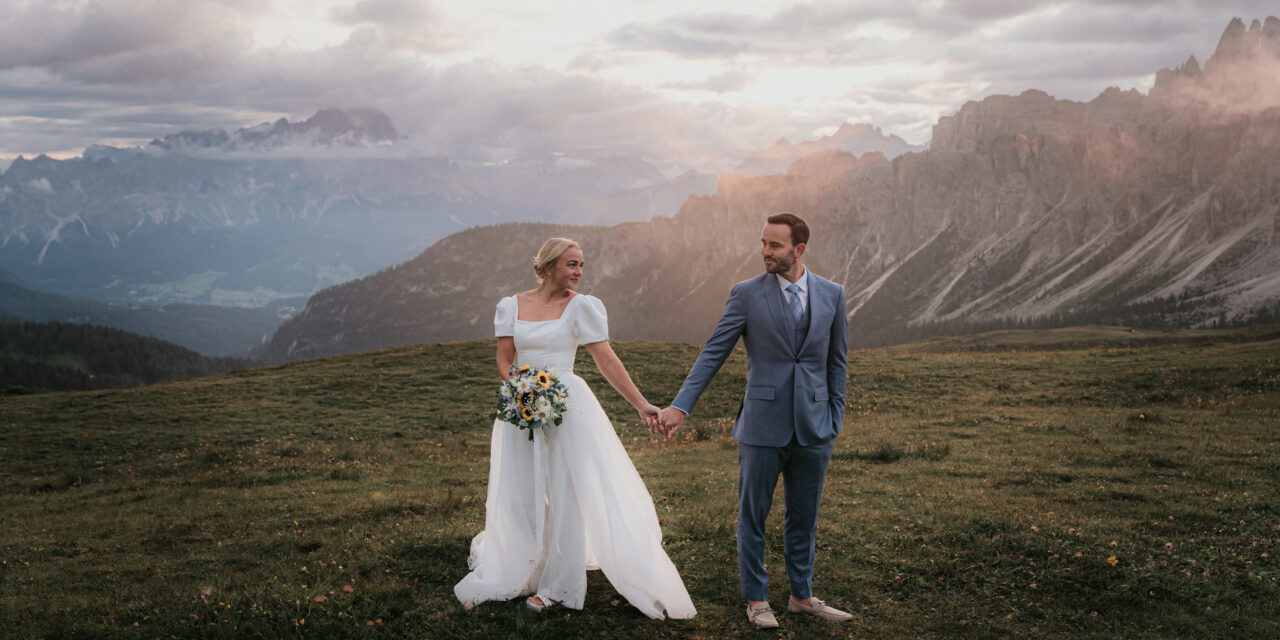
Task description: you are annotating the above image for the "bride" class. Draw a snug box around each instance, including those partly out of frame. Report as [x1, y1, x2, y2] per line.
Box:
[453, 237, 696, 619]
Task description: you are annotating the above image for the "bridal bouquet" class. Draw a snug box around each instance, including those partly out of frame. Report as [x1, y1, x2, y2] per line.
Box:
[492, 364, 570, 441]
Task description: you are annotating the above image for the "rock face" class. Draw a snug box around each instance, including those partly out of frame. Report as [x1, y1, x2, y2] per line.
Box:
[266, 17, 1280, 361]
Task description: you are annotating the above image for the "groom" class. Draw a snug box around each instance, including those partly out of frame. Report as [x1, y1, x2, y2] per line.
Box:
[659, 212, 851, 629]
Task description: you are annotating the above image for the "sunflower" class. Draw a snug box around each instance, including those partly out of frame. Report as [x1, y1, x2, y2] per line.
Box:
[518, 364, 532, 373]
[536, 370, 551, 388]
[518, 392, 537, 421]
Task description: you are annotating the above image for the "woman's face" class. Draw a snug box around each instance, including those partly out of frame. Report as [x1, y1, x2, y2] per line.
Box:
[548, 247, 584, 290]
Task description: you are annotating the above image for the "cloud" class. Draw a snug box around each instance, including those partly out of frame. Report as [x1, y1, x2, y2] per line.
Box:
[389, 61, 771, 167]
[330, 0, 463, 53]
[667, 69, 757, 93]
[938, 0, 1038, 21]
[1015, 6, 1199, 45]
[608, 2, 916, 60]
[0, 0, 254, 77]
[0, 0, 1277, 170]
[26, 177, 53, 193]
[332, 0, 432, 24]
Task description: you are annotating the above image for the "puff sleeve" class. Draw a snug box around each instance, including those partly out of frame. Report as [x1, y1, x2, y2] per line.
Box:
[494, 296, 516, 337]
[573, 295, 609, 344]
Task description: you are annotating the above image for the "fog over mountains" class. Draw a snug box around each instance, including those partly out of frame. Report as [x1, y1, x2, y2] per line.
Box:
[265, 17, 1280, 361]
[0, 95, 914, 355]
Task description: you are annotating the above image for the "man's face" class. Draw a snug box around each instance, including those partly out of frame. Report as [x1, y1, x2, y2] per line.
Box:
[761, 223, 797, 274]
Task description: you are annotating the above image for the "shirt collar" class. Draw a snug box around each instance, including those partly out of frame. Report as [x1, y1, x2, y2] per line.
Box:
[775, 267, 808, 294]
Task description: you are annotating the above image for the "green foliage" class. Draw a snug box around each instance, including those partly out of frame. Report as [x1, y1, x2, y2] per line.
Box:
[0, 332, 1277, 638]
[0, 321, 254, 391]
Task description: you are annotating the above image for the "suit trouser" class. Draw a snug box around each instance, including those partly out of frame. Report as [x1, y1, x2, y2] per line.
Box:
[737, 436, 833, 601]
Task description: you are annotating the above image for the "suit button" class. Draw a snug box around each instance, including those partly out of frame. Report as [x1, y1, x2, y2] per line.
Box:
[794, 358, 800, 363]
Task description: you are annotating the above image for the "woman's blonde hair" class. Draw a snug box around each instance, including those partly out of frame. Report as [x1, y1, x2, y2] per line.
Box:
[533, 237, 581, 283]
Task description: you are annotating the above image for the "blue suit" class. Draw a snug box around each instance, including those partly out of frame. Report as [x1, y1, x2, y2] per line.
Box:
[672, 270, 848, 601]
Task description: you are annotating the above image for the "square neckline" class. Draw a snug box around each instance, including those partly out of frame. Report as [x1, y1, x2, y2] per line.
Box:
[514, 293, 581, 323]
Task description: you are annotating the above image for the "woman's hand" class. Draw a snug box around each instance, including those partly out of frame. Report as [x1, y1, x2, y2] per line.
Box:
[637, 402, 661, 429]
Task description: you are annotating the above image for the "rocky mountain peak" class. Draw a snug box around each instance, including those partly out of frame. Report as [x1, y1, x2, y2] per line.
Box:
[1, 154, 59, 181]
[1152, 55, 1203, 91]
[1204, 15, 1280, 74]
[1153, 16, 1280, 114]
[149, 107, 398, 154]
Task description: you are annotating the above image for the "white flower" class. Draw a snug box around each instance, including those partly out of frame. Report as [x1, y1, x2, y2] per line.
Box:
[535, 396, 551, 413]
[516, 378, 532, 393]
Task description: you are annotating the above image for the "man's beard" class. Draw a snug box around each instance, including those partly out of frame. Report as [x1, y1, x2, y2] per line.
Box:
[764, 253, 794, 274]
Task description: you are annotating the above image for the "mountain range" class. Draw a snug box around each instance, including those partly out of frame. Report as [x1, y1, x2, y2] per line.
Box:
[0, 102, 920, 356]
[263, 16, 1280, 361]
[0, 109, 672, 308]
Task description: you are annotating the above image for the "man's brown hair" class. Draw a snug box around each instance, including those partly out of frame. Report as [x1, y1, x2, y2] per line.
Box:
[766, 212, 810, 247]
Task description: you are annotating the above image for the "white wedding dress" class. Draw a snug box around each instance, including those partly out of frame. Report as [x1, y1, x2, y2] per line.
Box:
[453, 294, 696, 619]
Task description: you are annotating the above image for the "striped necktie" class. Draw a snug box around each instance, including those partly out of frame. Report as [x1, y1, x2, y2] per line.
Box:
[786, 283, 803, 323]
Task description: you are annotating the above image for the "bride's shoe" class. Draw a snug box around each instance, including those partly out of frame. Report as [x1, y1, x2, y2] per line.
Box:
[525, 594, 556, 611]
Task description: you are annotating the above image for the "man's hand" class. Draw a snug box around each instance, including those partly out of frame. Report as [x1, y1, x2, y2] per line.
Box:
[658, 407, 686, 439]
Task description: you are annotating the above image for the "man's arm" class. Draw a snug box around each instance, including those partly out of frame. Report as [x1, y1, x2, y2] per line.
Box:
[662, 284, 749, 435]
[826, 284, 849, 435]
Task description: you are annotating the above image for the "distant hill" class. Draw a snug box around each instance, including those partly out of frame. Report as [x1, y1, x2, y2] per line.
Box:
[0, 321, 254, 392]
[0, 280, 300, 357]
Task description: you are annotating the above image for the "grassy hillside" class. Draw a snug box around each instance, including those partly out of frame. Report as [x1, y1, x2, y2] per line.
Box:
[1, 332, 1277, 638]
[0, 321, 255, 392]
[887, 323, 1280, 352]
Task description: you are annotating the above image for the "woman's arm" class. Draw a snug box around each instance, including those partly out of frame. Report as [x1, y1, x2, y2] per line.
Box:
[585, 340, 660, 422]
[496, 336, 516, 379]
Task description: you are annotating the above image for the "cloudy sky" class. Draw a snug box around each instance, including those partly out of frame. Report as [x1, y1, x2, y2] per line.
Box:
[0, 0, 1273, 171]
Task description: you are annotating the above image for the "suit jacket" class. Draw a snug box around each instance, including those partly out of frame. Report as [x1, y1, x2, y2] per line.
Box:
[672, 271, 848, 447]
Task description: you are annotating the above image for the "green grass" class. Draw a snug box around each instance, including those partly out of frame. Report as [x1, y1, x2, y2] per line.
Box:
[1, 332, 1278, 638]
[887, 323, 1280, 353]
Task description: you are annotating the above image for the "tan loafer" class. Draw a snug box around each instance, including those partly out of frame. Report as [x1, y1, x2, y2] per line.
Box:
[747, 602, 779, 629]
[788, 597, 852, 621]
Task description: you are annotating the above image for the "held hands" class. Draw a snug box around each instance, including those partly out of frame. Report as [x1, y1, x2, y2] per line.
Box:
[637, 400, 685, 440]
[657, 407, 685, 439]
[638, 403, 662, 431]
